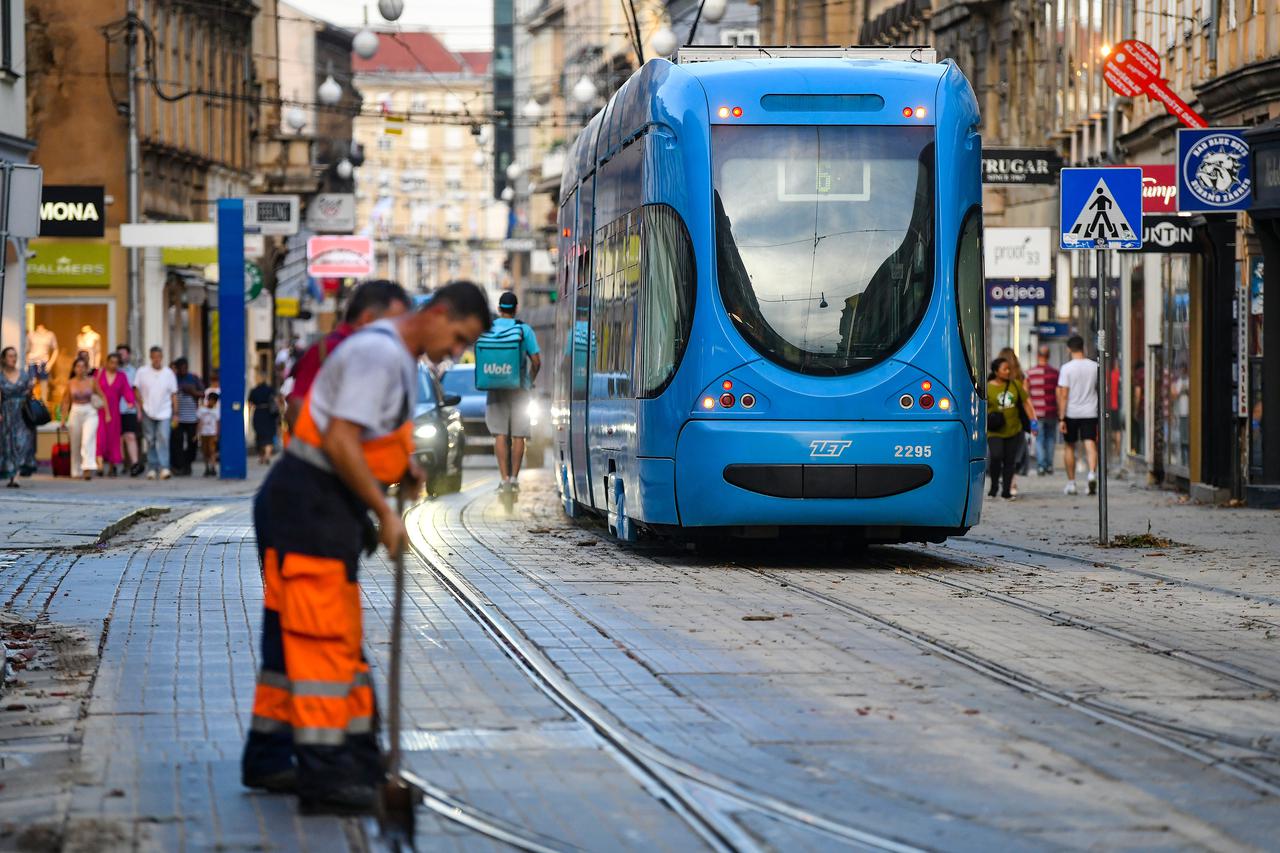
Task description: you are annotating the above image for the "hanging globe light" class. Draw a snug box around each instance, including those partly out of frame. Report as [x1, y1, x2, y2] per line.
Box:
[501, 186, 515, 202]
[523, 97, 543, 121]
[472, 150, 487, 167]
[284, 106, 307, 132]
[505, 161, 524, 181]
[651, 27, 678, 57]
[353, 28, 379, 60]
[701, 0, 728, 23]
[336, 158, 354, 179]
[377, 0, 404, 22]
[318, 74, 342, 106]
[571, 75, 597, 104]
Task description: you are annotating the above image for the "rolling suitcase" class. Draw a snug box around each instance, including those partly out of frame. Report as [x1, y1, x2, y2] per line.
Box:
[51, 427, 71, 477]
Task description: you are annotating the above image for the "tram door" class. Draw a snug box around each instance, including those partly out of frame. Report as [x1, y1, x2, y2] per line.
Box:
[570, 179, 595, 507]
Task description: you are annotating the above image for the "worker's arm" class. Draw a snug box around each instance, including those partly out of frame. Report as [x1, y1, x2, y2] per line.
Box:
[528, 352, 542, 385]
[321, 418, 405, 557]
[284, 397, 303, 432]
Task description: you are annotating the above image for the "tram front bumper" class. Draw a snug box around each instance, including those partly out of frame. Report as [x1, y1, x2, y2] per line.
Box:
[674, 419, 973, 529]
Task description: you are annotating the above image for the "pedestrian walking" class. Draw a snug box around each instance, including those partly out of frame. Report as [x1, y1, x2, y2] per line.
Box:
[986, 356, 1037, 501]
[248, 372, 279, 464]
[241, 280, 491, 814]
[135, 346, 178, 480]
[1057, 334, 1100, 495]
[477, 291, 541, 492]
[995, 346, 1031, 490]
[1024, 345, 1060, 475]
[95, 352, 135, 477]
[284, 280, 410, 432]
[198, 392, 220, 477]
[116, 345, 143, 476]
[171, 358, 203, 475]
[0, 347, 37, 488]
[60, 356, 107, 480]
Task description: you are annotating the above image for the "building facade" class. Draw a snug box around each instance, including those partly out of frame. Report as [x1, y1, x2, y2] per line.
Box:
[25, 0, 257, 391]
[1, 0, 36, 362]
[352, 32, 504, 298]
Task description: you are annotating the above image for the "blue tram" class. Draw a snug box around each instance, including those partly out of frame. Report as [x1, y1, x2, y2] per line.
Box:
[550, 47, 985, 544]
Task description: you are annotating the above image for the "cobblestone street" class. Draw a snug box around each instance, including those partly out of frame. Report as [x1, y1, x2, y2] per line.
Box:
[1, 464, 1277, 851]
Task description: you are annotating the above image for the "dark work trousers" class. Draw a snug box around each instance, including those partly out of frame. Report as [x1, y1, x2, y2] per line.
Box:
[987, 434, 1022, 498]
[171, 421, 198, 473]
[242, 453, 381, 800]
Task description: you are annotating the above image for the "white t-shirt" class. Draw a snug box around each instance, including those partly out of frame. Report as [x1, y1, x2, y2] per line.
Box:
[1058, 357, 1100, 419]
[197, 406, 220, 437]
[135, 365, 178, 420]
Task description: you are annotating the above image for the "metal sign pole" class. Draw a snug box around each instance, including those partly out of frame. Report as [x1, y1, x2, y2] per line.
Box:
[1097, 248, 1109, 545]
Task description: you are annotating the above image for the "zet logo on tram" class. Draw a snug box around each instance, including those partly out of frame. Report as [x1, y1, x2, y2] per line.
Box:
[809, 440, 853, 458]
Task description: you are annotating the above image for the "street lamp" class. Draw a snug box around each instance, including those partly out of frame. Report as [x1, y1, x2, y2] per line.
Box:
[501, 185, 515, 202]
[523, 97, 543, 121]
[377, 0, 404, 22]
[473, 150, 487, 167]
[701, 0, 727, 23]
[285, 105, 307, 132]
[353, 28, 379, 60]
[651, 27, 678, 57]
[572, 75, 597, 105]
[336, 158, 354, 180]
[318, 73, 342, 106]
[505, 161, 524, 181]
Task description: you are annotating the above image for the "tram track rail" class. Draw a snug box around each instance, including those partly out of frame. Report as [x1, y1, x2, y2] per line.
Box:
[743, 565, 1280, 798]
[402, 489, 924, 853]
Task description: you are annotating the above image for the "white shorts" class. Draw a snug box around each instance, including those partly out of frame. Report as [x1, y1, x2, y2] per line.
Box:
[485, 390, 530, 438]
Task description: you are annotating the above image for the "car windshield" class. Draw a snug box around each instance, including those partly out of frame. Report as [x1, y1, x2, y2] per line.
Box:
[712, 124, 935, 375]
[442, 368, 476, 395]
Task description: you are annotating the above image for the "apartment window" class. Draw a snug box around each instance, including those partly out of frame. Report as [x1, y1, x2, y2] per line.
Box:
[409, 126, 428, 151]
[722, 29, 759, 47]
[445, 127, 465, 149]
[378, 136, 394, 151]
[1228, 0, 1238, 29]
[1, 0, 13, 74]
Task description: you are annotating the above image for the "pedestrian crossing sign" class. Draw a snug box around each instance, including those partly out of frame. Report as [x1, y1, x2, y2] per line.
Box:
[1059, 167, 1143, 250]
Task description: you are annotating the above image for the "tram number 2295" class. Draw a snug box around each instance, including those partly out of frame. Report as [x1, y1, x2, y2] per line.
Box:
[894, 445, 933, 458]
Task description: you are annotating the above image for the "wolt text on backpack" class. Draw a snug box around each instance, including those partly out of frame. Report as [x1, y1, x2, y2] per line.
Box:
[473, 321, 528, 391]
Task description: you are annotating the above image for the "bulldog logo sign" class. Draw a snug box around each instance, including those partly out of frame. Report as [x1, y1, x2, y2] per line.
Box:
[1177, 129, 1252, 212]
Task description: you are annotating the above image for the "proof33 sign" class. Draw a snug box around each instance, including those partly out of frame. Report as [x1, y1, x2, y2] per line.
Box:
[1060, 167, 1143, 250]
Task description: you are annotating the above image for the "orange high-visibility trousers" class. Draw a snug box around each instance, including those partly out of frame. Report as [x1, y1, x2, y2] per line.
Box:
[242, 454, 381, 798]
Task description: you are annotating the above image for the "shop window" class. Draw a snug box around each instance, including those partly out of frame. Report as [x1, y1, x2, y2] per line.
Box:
[955, 206, 985, 389]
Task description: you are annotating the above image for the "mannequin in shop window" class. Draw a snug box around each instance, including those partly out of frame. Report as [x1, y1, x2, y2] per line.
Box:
[77, 325, 103, 371]
[26, 323, 58, 401]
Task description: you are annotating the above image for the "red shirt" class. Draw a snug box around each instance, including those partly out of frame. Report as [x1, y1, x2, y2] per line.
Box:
[287, 323, 354, 403]
[1024, 363, 1060, 419]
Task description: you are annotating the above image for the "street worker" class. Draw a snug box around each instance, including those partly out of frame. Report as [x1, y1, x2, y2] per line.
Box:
[284, 279, 411, 433]
[241, 280, 491, 814]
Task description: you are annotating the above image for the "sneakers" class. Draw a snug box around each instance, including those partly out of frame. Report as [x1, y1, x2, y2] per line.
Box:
[1087, 472, 1097, 495]
[1064, 481, 1078, 496]
[145, 469, 157, 480]
[160, 469, 172, 480]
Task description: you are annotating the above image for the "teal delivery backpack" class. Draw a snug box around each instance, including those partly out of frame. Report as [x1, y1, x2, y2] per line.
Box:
[474, 322, 526, 391]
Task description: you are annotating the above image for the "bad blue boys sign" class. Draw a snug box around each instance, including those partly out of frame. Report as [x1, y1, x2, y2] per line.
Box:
[1178, 128, 1253, 213]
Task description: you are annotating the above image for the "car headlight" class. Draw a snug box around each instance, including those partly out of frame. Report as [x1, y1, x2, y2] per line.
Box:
[414, 423, 439, 440]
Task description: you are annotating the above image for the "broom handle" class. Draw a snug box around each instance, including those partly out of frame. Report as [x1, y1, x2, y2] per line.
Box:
[387, 490, 406, 777]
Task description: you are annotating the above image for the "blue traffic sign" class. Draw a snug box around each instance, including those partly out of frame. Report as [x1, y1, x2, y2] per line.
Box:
[1060, 167, 1143, 250]
[1177, 128, 1252, 213]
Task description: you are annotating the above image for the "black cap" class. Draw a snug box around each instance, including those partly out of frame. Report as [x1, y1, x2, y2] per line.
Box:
[498, 291, 518, 311]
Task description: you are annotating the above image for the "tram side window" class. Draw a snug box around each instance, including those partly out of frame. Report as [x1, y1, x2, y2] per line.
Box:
[955, 206, 985, 388]
[639, 204, 696, 397]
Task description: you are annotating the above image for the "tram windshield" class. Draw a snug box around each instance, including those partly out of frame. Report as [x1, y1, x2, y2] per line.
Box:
[713, 125, 935, 375]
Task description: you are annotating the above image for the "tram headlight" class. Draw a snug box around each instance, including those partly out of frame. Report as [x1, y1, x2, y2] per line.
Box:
[939, 398, 951, 411]
[701, 396, 715, 410]
[414, 423, 439, 440]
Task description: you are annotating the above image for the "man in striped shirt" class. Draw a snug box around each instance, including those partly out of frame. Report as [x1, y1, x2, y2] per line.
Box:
[1024, 345, 1060, 475]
